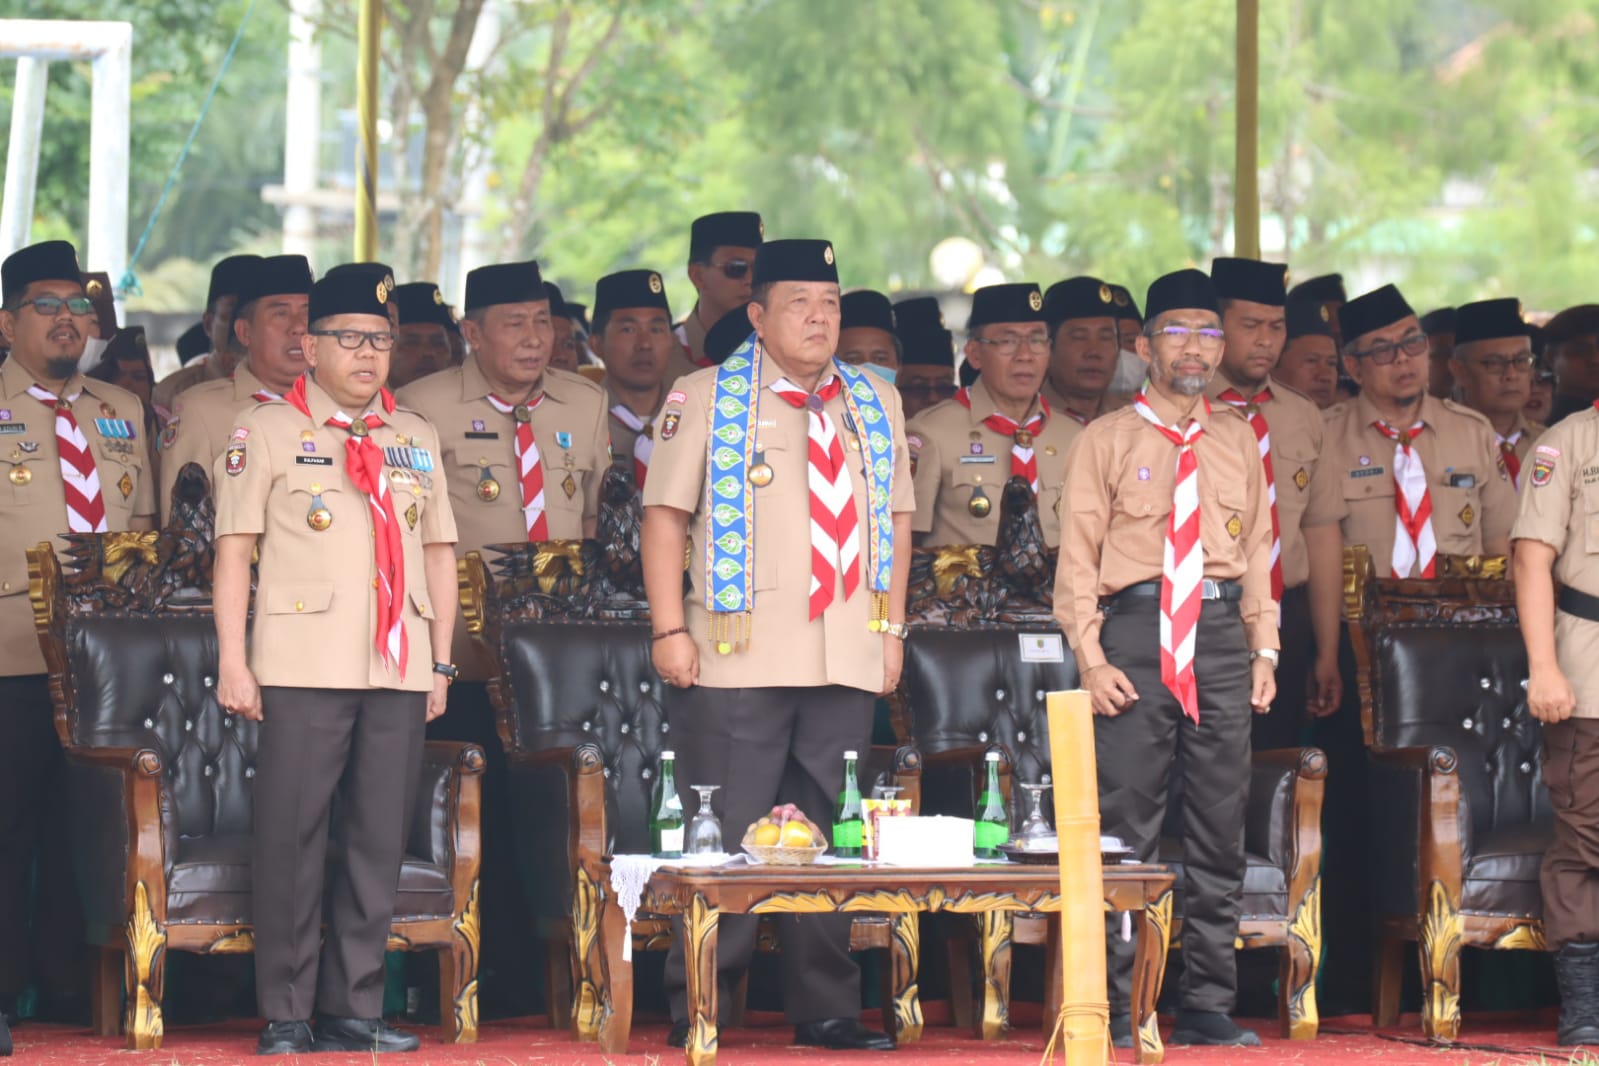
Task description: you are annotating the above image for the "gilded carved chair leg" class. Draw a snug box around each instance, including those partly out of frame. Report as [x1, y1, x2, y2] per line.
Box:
[683, 893, 721, 1066]
[440, 878, 481, 1044]
[1132, 889, 1174, 1065]
[1280, 875, 1321, 1040]
[890, 912, 924, 1043]
[1418, 880, 1463, 1042]
[123, 882, 166, 1051]
[569, 865, 606, 1041]
[975, 911, 1013, 1041]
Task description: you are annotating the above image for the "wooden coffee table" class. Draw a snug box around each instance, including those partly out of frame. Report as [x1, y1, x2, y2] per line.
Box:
[584, 860, 1175, 1066]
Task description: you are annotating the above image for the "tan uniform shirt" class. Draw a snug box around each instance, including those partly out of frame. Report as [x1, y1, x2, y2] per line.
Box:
[0, 359, 156, 675]
[397, 360, 610, 678]
[1307, 393, 1517, 577]
[1040, 380, 1125, 426]
[606, 385, 666, 484]
[905, 379, 1082, 548]
[667, 307, 712, 384]
[213, 377, 457, 691]
[643, 359, 915, 693]
[1510, 408, 1599, 716]
[1205, 375, 1338, 589]
[1052, 388, 1279, 670]
[156, 364, 279, 522]
[1497, 413, 1545, 491]
[151, 356, 226, 418]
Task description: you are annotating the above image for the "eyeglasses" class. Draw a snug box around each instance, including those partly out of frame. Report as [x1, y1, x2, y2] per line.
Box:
[1470, 353, 1536, 376]
[15, 296, 95, 317]
[898, 381, 958, 401]
[715, 259, 751, 281]
[974, 333, 1050, 356]
[309, 329, 397, 351]
[1352, 331, 1428, 366]
[1151, 325, 1226, 350]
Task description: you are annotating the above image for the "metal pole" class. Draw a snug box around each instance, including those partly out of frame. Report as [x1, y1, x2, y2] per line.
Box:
[1235, 0, 1260, 259]
[1, 57, 49, 257]
[283, 0, 322, 258]
[354, 0, 380, 261]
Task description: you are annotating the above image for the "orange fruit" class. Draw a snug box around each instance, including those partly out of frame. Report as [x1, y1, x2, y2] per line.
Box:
[779, 821, 815, 848]
[753, 823, 782, 846]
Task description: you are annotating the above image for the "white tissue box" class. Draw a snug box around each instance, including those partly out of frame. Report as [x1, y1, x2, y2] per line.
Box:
[875, 815, 976, 867]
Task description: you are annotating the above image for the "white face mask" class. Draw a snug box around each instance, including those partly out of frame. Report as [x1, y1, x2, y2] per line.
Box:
[1111, 348, 1149, 391]
[78, 335, 111, 374]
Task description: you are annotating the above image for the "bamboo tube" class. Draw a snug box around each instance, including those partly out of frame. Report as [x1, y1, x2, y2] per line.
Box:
[1044, 689, 1109, 1065]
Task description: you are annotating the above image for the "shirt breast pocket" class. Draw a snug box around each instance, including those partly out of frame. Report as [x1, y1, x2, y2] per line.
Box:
[1112, 482, 1168, 520]
[5, 453, 51, 506]
[544, 451, 593, 512]
[1275, 441, 1318, 508]
[1431, 482, 1482, 554]
[285, 465, 344, 521]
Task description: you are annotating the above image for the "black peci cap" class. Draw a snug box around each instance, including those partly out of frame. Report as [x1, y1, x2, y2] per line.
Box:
[1144, 269, 1219, 321]
[176, 320, 210, 363]
[1210, 257, 1288, 306]
[308, 270, 391, 323]
[1043, 276, 1117, 329]
[393, 282, 454, 329]
[1285, 296, 1336, 341]
[894, 297, 955, 367]
[2, 240, 82, 304]
[1338, 284, 1417, 345]
[207, 255, 262, 309]
[690, 211, 764, 260]
[967, 283, 1045, 330]
[1289, 273, 1346, 305]
[592, 269, 671, 324]
[752, 239, 838, 287]
[840, 290, 895, 334]
[1420, 307, 1457, 335]
[1108, 284, 1142, 323]
[235, 255, 313, 308]
[1453, 299, 1530, 347]
[464, 260, 545, 313]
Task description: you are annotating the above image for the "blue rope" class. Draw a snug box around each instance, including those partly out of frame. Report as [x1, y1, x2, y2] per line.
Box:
[117, 0, 258, 298]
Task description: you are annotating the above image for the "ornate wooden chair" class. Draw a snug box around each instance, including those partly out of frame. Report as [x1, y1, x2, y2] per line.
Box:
[897, 476, 1326, 1048]
[27, 464, 485, 1050]
[459, 467, 924, 1040]
[1345, 546, 1550, 1041]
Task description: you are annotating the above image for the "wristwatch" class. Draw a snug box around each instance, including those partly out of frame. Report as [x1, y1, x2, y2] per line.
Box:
[1249, 649, 1280, 668]
[881, 622, 908, 640]
[432, 661, 460, 685]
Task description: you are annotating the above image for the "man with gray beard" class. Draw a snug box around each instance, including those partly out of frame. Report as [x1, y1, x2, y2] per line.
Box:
[1053, 268, 1277, 1048]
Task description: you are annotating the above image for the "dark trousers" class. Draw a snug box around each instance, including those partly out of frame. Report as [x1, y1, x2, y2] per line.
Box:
[253, 687, 426, 1021]
[1096, 597, 1252, 1014]
[662, 684, 874, 1026]
[1250, 584, 1312, 752]
[0, 674, 85, 1012]
[1541, 718, 1599, 948]
[1310, 629, 1372, 1008]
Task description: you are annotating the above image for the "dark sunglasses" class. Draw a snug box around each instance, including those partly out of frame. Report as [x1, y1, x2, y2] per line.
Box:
[716, 259, 751, 281]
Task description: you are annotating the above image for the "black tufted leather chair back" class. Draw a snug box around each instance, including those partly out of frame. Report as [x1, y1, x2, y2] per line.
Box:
[68, 614, 258, 842]
[901, 628, 1077, 815]
[499, 620, 668, 855]
[1371, 623, 1549, 841]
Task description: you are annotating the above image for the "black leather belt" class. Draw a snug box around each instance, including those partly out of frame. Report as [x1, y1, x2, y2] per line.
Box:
[1558, 585, 1599, 623]
[1106, 579, 1242, 606]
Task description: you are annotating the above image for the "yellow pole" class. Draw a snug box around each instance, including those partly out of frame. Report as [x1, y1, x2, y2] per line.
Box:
[1045, 690, 1109, 1065]
[1235, 0, 1260, 259]
[354, 0, 380, 260]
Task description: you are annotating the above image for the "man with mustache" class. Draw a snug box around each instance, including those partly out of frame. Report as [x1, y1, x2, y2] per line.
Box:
[156, 256, 314, 520]
[1053, 268, 1276, 1048]
[0, 241, 157, 1049]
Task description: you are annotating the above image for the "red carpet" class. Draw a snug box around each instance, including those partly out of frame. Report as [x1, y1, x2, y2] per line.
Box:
[9, 1008, 1598, 1065]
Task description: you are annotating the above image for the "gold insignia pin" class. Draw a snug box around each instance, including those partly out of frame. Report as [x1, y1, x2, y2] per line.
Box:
[476, 473, 501, 502]
[1114, 289, 1130, 307]
[301, 430, 315, 442]
[1319, 305, 1331, 323]
[513, 404, 533, 423]
[349, 421, 368, 438]
[8, 465, 30, 486]
[1045, 445, 1057, 456]
[1099, 284, 1112, 303]
[649, 273, 664, 295]
[86, 278, 104, 298]
[968, 486, 992, 518]
[562, 473, 577, 499]
[1226, 514, 1243, 539]
[118, 472, 133, 499]
[1014, 430, 1033, 447]
[1459, 503, 1475, 528]
[823, 244, 835, 266]
[405, 502, 419, 530]
[307, 494, 333, 531]
[432, 287, 444, 305]
[1029, 290, 1043, 312]
[1293, 467, 1309, 490]
[750, 462, 774, 487]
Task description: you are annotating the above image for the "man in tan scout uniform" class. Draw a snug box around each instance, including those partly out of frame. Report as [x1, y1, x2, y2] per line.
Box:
[396, 259, 608, 1012]
[1041, 276, 1122, 425]
[1207, 257, 1343, 745]
[674, 211, 763, 374]
[213, 270, 458, 1056]
[157, 255, 314, 520]
[589, 268, 676, 491]
[907, 282, 1081, 547]
[1451, 298, 1542, 490]
[389, 282, 456, 389]
[644, 238, 909, 1053]
[0, 240, 157, 1044]
[1054, 268, 1276, 1049]
[1513, 401, 1599, 1047]
[151, 254, 262, 415]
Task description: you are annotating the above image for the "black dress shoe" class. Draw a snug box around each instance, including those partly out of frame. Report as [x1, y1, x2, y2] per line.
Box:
[311, 1016, 420, 1053]
[1109, 1012, 1133, 1049]
[256, 1020, 313, 1055]
[794, 1017, 895, 1051]
[1168, 1009, 1261, 1047]
[667, 1020, 690, 1048]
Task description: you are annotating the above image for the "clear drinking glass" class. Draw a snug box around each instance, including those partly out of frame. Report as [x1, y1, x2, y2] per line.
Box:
[686, 784, 723, 854]
[1018, 782, 1053, 842]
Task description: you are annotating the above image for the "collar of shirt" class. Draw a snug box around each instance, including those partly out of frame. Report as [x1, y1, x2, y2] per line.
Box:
[1140, 382, 1213, 430]
[298, 373, 387, 427]
[0, 355, 94, 403]
[233, 362, 268, 398]
[461, 355, 570, 407]
[1204, 374, 1274, 407]
[607, 385, 664, 422]
[679, 304, 710, 353]
[1356, 390, 1443, 437]
[962, 376, 1046, 428]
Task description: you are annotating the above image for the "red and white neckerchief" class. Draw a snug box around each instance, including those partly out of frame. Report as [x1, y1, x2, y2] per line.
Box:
[1497, 430, 1523, 490]
[1216, 386, 1283, 602]
[954, 387, 1051, 493]
[1132, 389, 1207, 724]
[1061, 406, 1092, 427]
[608, 404, 653, 488]
[484, 392, 548, 540]
[285, 376, 408, 673]
[251, 389, 282, 403]
[27, 384, 107, 533]
[769, 375, 859, 620]
[1372, 419, 1436, 578]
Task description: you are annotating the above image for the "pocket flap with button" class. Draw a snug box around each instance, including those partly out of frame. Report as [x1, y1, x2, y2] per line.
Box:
[286, 466, 342, 496]
[409, 588, 432, 619]
[264, 582, 334, 615]
[1342, 471, 1394, 500]
[1113, 483, 1166, 517]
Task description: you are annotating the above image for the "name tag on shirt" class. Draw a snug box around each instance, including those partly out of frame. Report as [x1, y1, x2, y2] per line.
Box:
[959, 455, 998, 465]
[1349, 466, 1386, 479]
[297, 455, 333, 466]
[1019, 633, 1065, 663]
[464, 431, 499, 440]
[0, 424, 25, 435]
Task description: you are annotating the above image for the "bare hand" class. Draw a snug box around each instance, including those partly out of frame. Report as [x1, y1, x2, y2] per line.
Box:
[1250, 657, 1277, 714]
[1307, 653, 1342, 718]
[653, 631, 699, 689]
[880, 635, 904, 696]
[427, 675, 449, 722]
[1083, 664, 1138, 716]
[218, 661, 262, 722]
[1528, 666, 1577, 724]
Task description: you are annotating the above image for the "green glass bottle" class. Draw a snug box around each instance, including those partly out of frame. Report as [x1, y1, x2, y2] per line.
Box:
[833, 749, 865, 858]
[650, 750, 685, 858]
[974, 750, 1009, 858]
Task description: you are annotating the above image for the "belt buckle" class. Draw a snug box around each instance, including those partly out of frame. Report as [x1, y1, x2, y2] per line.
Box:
[1200, 578, 1221, 600]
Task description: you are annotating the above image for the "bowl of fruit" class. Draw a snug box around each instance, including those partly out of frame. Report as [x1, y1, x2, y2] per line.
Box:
[742, 805, 828, 866]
